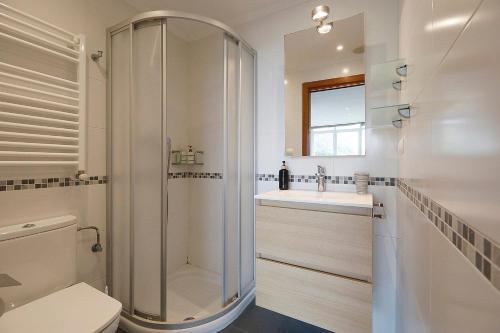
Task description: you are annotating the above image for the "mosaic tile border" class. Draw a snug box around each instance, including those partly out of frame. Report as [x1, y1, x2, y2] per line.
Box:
[0, 176, 107, 191]
[168, 172, 223, 179]
[398, 179, 500, 293]
[0, 172, 223, 192]
[256, 174, 396, 186]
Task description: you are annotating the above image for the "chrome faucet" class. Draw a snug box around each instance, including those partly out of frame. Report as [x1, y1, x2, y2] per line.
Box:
[316, 165, 326, 192]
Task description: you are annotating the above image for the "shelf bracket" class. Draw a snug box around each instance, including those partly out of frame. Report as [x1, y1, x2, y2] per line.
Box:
[398, 105, 411, 119]
[392, 80, 402, 91]
[392, 119, 403, 128]
[396, 64, 408, 77]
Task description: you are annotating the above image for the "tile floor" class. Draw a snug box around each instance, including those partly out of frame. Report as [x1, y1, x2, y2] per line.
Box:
[220, 301, 332, 333]
[117, 300, 332, 333]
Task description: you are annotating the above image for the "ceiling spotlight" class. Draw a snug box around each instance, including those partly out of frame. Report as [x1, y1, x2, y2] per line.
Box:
[312, 5, 333, 34]
[317, 22, 333, 34]
[336, 45, 343, 51]
[312, 5, 330, 22]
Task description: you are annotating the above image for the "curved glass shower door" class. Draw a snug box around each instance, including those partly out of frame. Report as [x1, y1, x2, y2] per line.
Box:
[110, 18, 165, 320]
[108, 12, 256, 328]
[165, 18, 226, 322]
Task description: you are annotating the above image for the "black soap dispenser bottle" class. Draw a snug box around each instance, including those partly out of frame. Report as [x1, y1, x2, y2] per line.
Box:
[279, 161, 289, 190]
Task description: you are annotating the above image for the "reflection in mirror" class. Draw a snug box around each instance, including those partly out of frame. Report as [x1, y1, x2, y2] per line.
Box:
[284, 13, 365, 156]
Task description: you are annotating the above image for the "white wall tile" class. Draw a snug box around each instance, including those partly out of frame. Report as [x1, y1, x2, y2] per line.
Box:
[429, 229, 500, 332]
[88, 77, 106, 129]
[87, 127, 106, 176]
[373, 235, 397, 333]
[188, 179, 224, 274]
[400, 0, 500, 242]
[88, 278, 107, 293]
[396, 194, 431, 333]
[257, 180, 278, 194]
[167, 180, 189, 274]
[399, 0, 434, 104]
[77, 185, 107, 285]
[431, 0, 482, 69]
[397, 0, 500, 330]
[0, 187, 86, 228]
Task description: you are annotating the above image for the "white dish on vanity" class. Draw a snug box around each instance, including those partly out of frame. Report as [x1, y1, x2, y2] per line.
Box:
[255, 190, 374, 333]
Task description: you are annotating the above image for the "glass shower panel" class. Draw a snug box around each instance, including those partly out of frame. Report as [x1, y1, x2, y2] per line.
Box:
[165, 18, 225, 323]
[239, 45, 255, 296]
[132, 20, 163, 318]
[110, 27, 131, 311]
[224, 36, 240, 304]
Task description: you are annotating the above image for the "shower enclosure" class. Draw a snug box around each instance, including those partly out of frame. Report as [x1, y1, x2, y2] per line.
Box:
[106, 11, 256, 332]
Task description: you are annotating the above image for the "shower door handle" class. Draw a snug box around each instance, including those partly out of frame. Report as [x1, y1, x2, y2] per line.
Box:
[166, 137, 172, 173]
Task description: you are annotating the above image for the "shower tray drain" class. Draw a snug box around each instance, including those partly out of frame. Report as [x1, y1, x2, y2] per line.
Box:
[183, 316, 196, 321]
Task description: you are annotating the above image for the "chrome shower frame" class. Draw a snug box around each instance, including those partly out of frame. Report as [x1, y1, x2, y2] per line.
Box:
[106, 10, 257, 331]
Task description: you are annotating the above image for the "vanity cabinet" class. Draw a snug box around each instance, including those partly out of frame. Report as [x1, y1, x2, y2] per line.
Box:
[255, 192, 373, 333]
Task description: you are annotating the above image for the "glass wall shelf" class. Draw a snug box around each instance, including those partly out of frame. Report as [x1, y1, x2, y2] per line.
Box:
[370, 58, 407, 93]
[369, 103, 411, 128]
[369, 58, 408, 110]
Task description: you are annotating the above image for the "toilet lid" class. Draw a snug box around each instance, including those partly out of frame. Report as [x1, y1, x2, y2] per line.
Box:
[0, 282, 122, 333]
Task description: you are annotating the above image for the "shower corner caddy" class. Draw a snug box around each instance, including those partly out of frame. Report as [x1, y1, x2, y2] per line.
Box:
[171, 150, 204, 166]
[369, 58, 412, 128]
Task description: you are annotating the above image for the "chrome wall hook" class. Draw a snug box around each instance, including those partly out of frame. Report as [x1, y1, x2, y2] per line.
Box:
[91, 50, 103, 62]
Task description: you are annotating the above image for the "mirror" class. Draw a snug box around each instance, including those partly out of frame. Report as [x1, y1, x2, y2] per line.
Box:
[284, 13, 365, 157]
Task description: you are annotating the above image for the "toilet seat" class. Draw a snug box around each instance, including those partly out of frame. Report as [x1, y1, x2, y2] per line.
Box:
[0, 282, 122, 333]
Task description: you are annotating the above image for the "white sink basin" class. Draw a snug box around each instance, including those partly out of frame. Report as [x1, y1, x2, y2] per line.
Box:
[255, 190, 373, 208]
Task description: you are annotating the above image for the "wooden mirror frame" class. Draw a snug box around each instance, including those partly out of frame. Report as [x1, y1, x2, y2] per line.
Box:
[301, 74, 365, 156]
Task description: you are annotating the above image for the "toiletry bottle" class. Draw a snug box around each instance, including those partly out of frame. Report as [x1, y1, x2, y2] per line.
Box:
[279, 161, 289, 190]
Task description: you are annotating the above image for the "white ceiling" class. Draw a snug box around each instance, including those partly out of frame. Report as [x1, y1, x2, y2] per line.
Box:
[285, 13, 364, 72]
[122, 0, 310, 28]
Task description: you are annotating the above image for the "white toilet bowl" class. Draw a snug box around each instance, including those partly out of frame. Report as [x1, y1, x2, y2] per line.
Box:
[0, 282, 122, 333]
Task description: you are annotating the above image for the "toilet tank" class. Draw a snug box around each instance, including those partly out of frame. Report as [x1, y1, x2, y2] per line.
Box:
[0, 215, 77, 310]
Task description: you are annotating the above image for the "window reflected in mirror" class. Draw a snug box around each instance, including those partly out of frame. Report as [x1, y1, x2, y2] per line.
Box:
[306, 76, 365, 156]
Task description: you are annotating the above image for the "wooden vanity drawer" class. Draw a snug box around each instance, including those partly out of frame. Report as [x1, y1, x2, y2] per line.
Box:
[256, 258, 372, 333]
[256, 205, 372, 281]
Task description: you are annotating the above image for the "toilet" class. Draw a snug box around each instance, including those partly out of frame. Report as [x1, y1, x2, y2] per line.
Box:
[0, 215, 121, 333]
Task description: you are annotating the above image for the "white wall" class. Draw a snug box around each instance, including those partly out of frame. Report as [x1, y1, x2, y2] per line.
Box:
[237, 1, 400, 332]
[0, 0, 137, 291]
[397, 0, 500, 331]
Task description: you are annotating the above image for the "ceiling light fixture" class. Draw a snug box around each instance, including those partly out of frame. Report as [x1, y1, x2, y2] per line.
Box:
[311, 5, 333, 34]
[311, 5, 329, 22]
[336, 44, 344, 51]
[317, 22, 333, 34]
